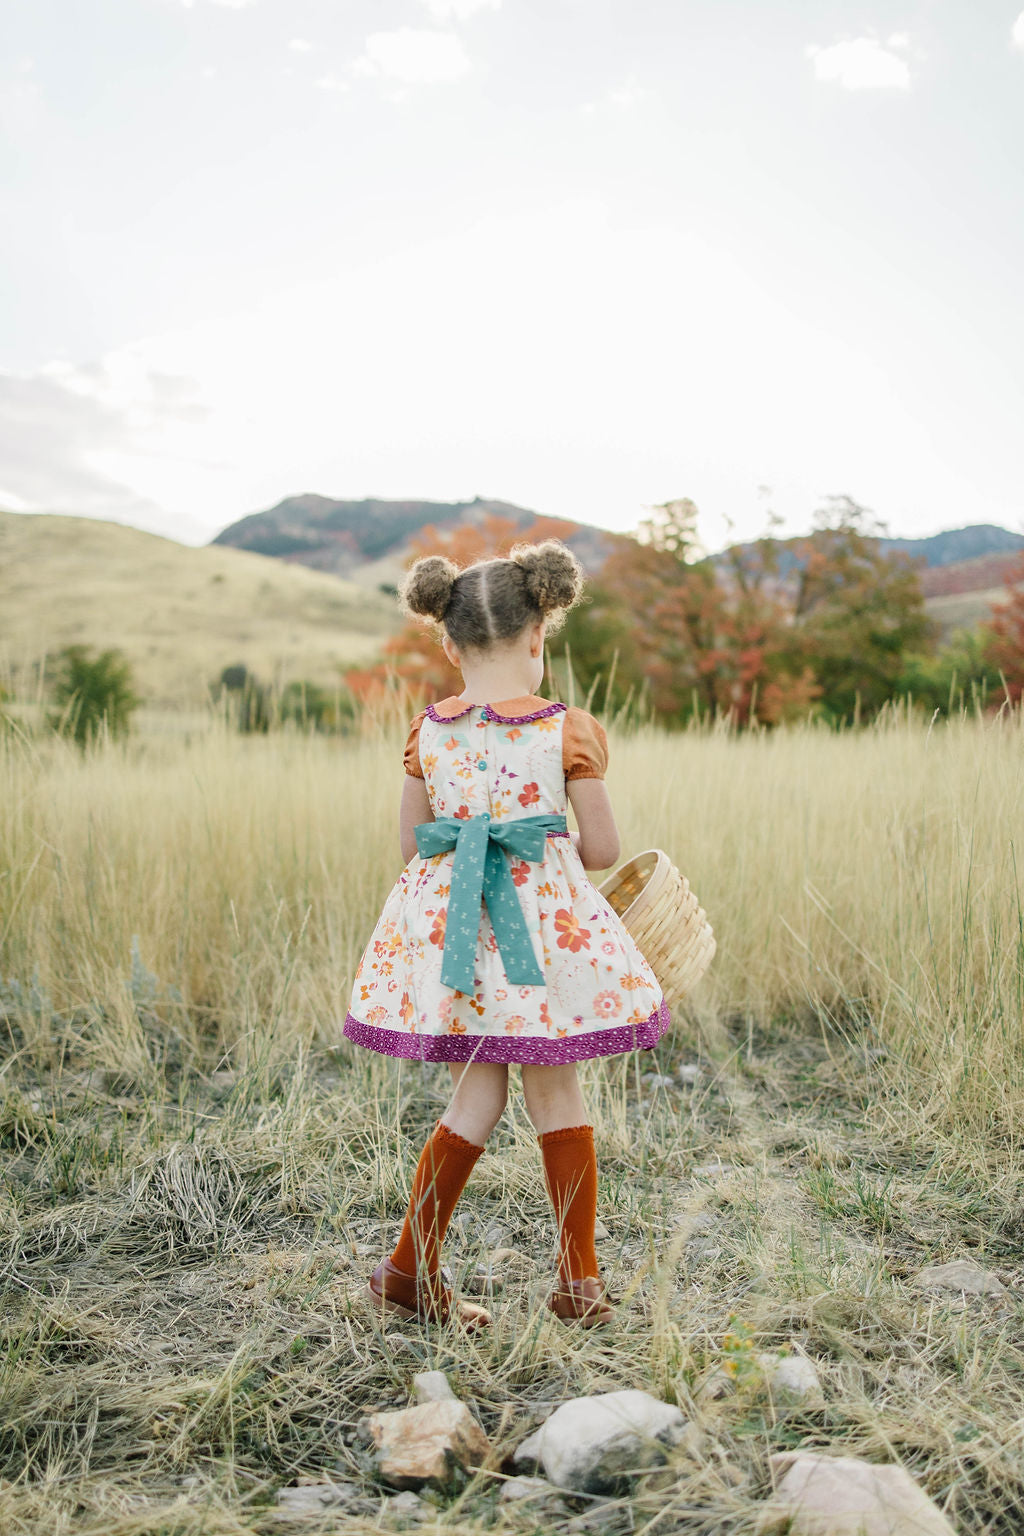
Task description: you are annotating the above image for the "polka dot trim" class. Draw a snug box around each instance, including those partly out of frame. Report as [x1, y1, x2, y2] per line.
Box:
[341, 999, 671, 1064]
[425, 700, 568, 726]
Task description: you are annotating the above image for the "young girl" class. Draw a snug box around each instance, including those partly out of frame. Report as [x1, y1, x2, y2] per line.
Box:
[343, 540, 668, 1328]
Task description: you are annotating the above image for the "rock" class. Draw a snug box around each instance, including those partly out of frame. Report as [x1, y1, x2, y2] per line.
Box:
[485, 1223, 508, 1247]
[498, 1476, 567, 1518]
[275, 1482, 357, 1515]
[365, 1400, 490, 1489]
[411, 1371, 456, 1404]
[593, 1218, 611, 1241]
[642, 1072, 676, 1090]
[513, 1389, 688, 1494]
[463, 1264, 506, 1295]
[385, 1489, 432, 1523]
[511, 1429, 543, 1470]
[764, 1452, 957, 1536]
[696, 1370, 733, 1404]
[677, 1064, 702, 1085]
[913, 1261, 1006, 1297]
[693, 1161, 734, 1180]
[757, 1351, 824, 1404]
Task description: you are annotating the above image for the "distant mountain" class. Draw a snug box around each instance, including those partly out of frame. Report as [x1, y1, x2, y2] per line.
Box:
[879, 524, 1024, 567]
[215, 497, 1023, 592]
[212, 495, 615, 589]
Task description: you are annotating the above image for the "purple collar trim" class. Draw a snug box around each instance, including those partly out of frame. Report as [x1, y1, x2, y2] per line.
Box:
[425, 700, 568, 726]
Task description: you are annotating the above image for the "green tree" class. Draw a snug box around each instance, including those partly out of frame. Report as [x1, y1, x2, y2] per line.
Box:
[52, 646, 139, 745]
[787, 497, 934, 721]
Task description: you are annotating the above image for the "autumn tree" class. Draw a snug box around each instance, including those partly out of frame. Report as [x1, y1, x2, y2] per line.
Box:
[984, 551, 1024, 703]
[786, 497, 933, 721]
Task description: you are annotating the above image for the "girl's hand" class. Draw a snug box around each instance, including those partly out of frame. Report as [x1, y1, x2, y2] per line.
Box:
[566, 779, 621, 871]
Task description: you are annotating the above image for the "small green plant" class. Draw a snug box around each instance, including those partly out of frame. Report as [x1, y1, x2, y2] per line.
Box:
[51, 645, 139, 745]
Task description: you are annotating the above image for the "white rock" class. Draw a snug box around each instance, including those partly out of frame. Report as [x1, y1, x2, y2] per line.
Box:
[499, 1476, 562, 1504]
[516, 1389, 688, 1494]
[913, 1261, 1006, 1296]
[677, 1064, 702, 1085]
[642, 1073, 676, 1090]
[511, 1429, 543, 1469]
[275, 1482, 357, 1515]
[498, 1475, 567, 1519]
[411, 1370, 456, 1404]
[385, 1489, 431, 1523]
[464, 1264, 506, 1295]
[765, 1452, 957, 1536]
[757, 1351, 824, 1403]
[693, 1161, 734, 1180]
[593, 1218, 611, 1241]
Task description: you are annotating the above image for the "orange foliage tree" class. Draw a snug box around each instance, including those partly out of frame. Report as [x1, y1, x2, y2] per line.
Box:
[985, 552, 1024, 702]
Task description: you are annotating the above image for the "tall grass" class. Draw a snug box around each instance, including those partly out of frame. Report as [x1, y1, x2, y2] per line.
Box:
[3, 709, 1022, 1134]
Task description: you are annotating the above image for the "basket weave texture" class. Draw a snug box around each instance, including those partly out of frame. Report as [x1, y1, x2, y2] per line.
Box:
[599, 849, 715, 1003]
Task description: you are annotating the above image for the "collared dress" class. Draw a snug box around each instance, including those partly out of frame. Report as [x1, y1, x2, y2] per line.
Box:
[342, 694, 668, 1064]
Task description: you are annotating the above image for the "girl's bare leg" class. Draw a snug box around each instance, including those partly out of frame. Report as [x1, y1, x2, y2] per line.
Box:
[520, 1061, 587, 1134]
[443, 1061, 509, 1144]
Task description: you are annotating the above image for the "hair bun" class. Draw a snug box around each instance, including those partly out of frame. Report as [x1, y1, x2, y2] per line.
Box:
[400, 555, 459, 621]
[511, 539, 584, 615]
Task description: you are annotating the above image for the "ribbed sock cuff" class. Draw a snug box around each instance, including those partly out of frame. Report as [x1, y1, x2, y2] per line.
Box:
[537, 1123, 594, 1148]
[435, 1120, 485, 1156]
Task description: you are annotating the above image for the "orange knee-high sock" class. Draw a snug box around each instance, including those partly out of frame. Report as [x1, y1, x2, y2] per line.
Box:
[390, 1121, 483, 1276]
[539, 1124, 600, 1282]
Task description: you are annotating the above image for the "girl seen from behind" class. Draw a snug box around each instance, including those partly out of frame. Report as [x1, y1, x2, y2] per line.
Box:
[343, 540, 668, 1328]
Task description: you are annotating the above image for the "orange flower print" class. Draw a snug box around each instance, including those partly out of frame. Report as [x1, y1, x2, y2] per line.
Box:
[601, 941, 617, 956]
[537, 716, 558, 733]
[422, 752, 438, 773]
[505, 727, 522, 742]
[399, 992, 415, 1029]
[454, 805, 471, 820]
[447, 1018, 468, 1034]
[429, 909, 448, 947]
[593, 990, 622, 1019]
[620, 973, 646, 990]
[554, 908, 591, 952]
[627, 1006, 651, 1025]
[444, 736, 459, 751]
[503, 1015, 526, 1035]
[518, 781, 540, 807]
[510, 860, 530, 887]
[367, 1005, 388, 1025]
[359, 983, 372, 1001]
[539, 1000, 553, 1029]
[468, 997, 486, 1016]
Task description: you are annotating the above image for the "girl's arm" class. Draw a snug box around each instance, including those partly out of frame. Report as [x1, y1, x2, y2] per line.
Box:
[400, 776, 434, 863]
[566, 778, 621, 871]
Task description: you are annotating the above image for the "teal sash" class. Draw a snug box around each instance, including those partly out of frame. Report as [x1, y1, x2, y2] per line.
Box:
[415, 812, 567, 995]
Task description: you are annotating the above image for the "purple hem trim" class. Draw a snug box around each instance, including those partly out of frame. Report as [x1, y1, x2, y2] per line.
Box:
[425, 700, 568, 726]
[342, 1000, 670, 1063]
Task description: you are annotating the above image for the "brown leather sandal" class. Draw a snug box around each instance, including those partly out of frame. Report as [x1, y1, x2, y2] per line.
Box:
[367, 1256, 492, 1331]
[548, 1275, 615, 1327]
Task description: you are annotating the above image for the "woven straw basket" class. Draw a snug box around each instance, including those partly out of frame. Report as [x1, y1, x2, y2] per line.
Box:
[598, 849, 716, 1003]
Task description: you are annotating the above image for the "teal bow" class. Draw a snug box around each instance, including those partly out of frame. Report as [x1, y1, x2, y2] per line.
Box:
[415, 813, 567, 995]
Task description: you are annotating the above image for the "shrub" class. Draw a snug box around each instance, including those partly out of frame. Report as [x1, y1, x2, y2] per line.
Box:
[51, 646, 139, 745]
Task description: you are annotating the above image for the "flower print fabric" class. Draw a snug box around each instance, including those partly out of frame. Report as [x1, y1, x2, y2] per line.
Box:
[343, 695, 668, 1063]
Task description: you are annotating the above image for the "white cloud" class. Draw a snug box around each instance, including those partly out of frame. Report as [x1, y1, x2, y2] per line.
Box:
[806, 36, 912, 91]
[177, 1, 256, 9]
[886, 32, 909, 49]
[416, 0, 500, 19]
[1012, 12, 1024, 49]
[316, 75, 351, 94]
[353, 28, 472, 85]
[288, 38, 312, 54]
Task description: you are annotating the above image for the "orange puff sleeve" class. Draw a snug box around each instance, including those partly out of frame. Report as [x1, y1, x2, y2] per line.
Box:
[562, 707, 609, 780]
[403, 711, 427, 778]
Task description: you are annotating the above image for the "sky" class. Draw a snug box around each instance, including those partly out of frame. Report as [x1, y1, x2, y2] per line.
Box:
[1, 0, 1022, 554]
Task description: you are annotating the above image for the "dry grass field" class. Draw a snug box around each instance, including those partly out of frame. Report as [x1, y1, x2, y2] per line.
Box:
[0, 512, 398, 706]
[2, 710, 1023, 1534]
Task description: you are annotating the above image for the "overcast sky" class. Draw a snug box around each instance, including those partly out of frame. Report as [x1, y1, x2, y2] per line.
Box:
[1, 0, 1022, 552]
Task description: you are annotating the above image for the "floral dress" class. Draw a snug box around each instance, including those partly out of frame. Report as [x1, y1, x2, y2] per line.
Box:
[343, 694, 668, 1063]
